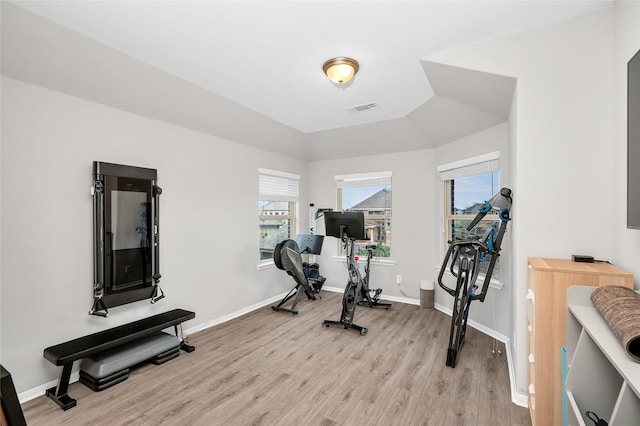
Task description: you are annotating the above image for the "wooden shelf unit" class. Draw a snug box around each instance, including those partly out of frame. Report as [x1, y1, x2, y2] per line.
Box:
[526, 258, 633, 426]
[565, 285, 640, 426]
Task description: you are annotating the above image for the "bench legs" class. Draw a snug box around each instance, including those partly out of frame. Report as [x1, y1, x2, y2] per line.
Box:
[175, 324, 195, 353]
[46, 363, 77, 410]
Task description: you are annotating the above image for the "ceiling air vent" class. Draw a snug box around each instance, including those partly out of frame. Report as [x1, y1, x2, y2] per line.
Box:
[346, 102, 378, 113]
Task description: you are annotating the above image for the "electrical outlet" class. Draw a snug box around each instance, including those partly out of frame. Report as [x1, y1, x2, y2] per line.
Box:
[396, 275, 402, 284]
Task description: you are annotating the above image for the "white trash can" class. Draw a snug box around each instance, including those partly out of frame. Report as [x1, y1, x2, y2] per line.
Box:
[420, 279, 434, 309]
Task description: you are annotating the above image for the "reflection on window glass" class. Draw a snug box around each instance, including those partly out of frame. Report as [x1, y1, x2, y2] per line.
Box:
[340, 184, 392, 258]
[449, 171, 499, 241]
[451, 171, 500, 214]
[445, 170, 500, 277]
[259, 201, 295, 261]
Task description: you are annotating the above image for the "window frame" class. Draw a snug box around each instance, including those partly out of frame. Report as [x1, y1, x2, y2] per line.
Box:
[334, 171, 393, 261]
[438, 152, 503, 286]
[442, 179, 500, 246]
[258, 168, 299, 268]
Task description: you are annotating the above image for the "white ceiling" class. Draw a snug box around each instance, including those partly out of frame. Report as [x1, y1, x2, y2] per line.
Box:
[4, 1, 613, 159]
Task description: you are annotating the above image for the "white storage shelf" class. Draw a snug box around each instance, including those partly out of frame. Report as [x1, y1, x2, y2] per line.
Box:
[565, 286, 640, 426]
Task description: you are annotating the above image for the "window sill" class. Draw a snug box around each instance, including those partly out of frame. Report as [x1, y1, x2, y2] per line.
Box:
[434, 265, 503, 290]
[332, 256, 396, 267]
[257, 261, 275, 271]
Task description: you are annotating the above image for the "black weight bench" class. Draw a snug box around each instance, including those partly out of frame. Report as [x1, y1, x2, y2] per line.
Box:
[43, 308, 195, 410]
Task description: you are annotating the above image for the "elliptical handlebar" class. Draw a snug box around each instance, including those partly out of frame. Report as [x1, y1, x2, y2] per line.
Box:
[437, 239, 497, 301]
[438, 187, 512, 303]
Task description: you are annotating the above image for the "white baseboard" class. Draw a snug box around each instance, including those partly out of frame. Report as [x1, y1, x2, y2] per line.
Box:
[321, 286, 422, 306]
[506, 340, 528, 407]
[20, 289, 527, 408]
[433, 302, 527, 407]
[18, 292, 289, 404]
[323, 286, 527, 406]
[182, 292, 287, 336]
[19, 372, 80, 404]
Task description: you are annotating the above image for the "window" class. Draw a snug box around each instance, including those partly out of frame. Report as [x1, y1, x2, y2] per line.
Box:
[258, 168, 299, 262]
[335, 171, 392, 258]
[438, 153, 500, 278]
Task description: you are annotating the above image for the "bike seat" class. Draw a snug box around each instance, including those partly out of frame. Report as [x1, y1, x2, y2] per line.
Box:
[365, 244, 377, 250]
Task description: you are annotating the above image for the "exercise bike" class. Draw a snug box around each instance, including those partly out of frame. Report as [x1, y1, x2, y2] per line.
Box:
[322, 211, 391, 335]
[357, 244, 392, 310]
[437, 187, 512, 367]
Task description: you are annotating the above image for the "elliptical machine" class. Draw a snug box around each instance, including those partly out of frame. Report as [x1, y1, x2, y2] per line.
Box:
[437, 187, 512, 367]
[322, 211, 391, 335]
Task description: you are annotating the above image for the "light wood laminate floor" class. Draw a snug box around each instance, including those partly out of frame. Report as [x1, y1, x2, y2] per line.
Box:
[22, 291, 531, 425]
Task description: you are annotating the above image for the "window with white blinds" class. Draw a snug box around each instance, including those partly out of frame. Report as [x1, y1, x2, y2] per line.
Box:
[439, 152, 501, 279]
[437, 151, 499, 181]
[335, 171, 392, 189]
[258, 168, 299, 263]
[258, 168, 299, 202]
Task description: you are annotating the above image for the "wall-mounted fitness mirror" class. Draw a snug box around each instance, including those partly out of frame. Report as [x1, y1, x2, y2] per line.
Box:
[90, 162, 163, 317]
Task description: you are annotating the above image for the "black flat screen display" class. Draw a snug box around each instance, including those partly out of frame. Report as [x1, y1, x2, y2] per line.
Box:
[324, 211, 366, 240]
[629, 49, 640, 229]
[296, 234, 324, 255]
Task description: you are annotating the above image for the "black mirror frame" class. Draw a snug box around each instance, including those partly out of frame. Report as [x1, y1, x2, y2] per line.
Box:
[89, 162, 163, 317]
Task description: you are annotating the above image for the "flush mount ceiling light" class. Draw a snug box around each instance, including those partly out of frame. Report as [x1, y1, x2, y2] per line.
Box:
[323, 57, 359, 86]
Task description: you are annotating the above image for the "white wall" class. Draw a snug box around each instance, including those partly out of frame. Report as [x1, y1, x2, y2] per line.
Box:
[426, 7, 626, 398]
[0, 77, 308, 393]
[307, 123, 510, 335]
[433, 123, 511, 337]
[308, 149, 438, 302]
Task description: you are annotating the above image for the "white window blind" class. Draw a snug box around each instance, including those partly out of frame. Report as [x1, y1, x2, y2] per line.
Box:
[258, 168, 299, 202]
[334, 171, 392, 189]
[437, 152, 499, 181]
